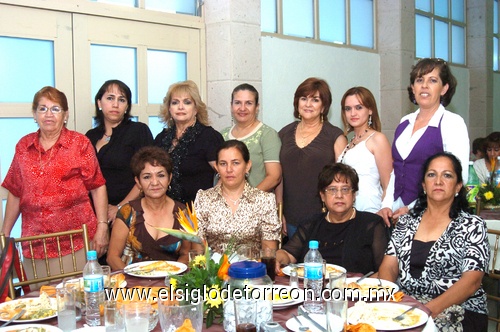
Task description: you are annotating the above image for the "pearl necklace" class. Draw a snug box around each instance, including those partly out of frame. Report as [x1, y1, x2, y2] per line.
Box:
[326, 208, 356, 223]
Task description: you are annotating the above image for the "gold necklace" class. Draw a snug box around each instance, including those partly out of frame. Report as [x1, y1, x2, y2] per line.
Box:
[326, 208, 356, 223]
[298, 122, 322, 147]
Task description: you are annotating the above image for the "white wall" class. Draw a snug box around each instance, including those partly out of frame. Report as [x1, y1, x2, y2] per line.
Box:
[261, 36, 380, 133]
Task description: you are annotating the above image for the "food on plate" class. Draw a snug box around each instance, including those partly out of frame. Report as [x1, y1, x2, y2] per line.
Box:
[129, 261, 181, 275]
[345, 281, 393, 298]
[39, 285, 56, 297]
[296, 265, 342, 277]
[110, 273, 126, 288]
[175, 318, 196, 332]
[268, 290, 292, 304]
[391, 291, 405, 302]
[347, 323, 376, 332]
[349, 301, 422, 329]
[0, 293, 56, 321]
[4, 327, 51, 332]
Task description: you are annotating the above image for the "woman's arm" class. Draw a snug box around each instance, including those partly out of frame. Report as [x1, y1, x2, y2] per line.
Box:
[1, 191, 21, 236]
[106, 219, 129, 271]
[274, 181, 287, 235]
[107, 184, 141, 224]
[256, 162, 282, 192]
[377, 255, 399, 282]
[333, 135, 348, 160]
[275, 249, 297, 273]
[262, 239, 278, 250]
[425, 270, 484, 318]
[177, 240, 191, 265]
[90, 185, 109, 257]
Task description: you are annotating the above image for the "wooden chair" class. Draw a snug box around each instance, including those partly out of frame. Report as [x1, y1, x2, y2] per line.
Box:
[486, 228, 500, 331]
[0, 224, 90, 299]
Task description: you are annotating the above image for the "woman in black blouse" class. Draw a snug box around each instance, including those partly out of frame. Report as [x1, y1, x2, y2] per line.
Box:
[86, 80, 154, 224]
[275, 163, 388, 274]
[154, 80, 224, 204]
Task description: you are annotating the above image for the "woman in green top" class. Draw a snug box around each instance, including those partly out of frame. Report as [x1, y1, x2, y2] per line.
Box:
[220, 83, 282, 192]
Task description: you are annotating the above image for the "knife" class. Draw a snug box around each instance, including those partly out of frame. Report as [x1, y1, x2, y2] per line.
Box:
[0, 309, 26, 327]
[356, 271, 375, 283]
[298, 306, 326, 332]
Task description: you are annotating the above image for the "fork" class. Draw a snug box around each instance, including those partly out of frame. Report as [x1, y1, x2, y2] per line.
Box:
[392, 304, 419, 321]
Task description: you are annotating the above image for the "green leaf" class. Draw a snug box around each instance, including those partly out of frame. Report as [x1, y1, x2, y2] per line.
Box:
[155, 228, 203, 244]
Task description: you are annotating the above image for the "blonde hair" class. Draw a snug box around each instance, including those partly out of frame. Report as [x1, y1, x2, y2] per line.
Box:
[159, 80, 209, 127]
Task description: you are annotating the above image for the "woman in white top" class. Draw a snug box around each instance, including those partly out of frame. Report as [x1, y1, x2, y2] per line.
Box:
[473, 132, 500, 184]
[337, 87, 393, 224]
[390, 58, 469, 223]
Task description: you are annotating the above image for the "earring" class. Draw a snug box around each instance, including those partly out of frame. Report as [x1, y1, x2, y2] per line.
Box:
[64, 120, 67, 124]
[99, 107, 102, 111]
[423, 190, 427, 195]
[320, 113, 324, 123]
[321, 202, 327, 213]
[368, 115, 372, 127]
[168, 185, 171, 191]
[346, 124, 351, 132]
[455, 192, 458, 197]
[245, 172, 249, 179]
[298, 114, 302, 120]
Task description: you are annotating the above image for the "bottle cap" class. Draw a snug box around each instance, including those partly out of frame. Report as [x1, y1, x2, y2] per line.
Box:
[309, 240, 319, 249]
[87, 250, 97, 260]
[228, 261, 266, 279]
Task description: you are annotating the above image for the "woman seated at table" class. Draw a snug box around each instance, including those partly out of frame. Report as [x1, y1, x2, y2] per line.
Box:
[378, 152, 489, 331]
[473, 131, 500, 184]
[107, 146, 191, 270]
[194, 140, 281, 257]
[275, 163, 388, 274]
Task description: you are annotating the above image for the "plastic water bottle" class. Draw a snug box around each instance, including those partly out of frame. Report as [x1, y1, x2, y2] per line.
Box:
[83, 250, 104, 326]
[466, 161, 480, 203]
[303, 240, 323, 313]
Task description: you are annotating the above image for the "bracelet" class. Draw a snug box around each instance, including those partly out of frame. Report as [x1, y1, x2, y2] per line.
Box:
[117, 204, 123, 210]
[98, 220, 109, 225]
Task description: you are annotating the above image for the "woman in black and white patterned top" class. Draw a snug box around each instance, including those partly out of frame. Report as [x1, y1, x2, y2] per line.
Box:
[379, 152, 489, 332]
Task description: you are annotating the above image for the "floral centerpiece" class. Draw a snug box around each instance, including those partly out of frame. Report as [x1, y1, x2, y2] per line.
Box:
[157, 204, 232, 328]
[477, 158, 500, 208]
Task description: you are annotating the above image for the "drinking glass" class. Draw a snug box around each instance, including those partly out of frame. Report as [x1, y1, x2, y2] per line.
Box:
[234, 299, 257, 332]
[189, 249, 204, 263]
[158, 300, 203, 332]
[56, 287, 77, 332]
[260, 248, 276, 282]
[62, 277, 83, 320]
[329, 271, 347, 300]
[236, 244, 252, 261]
[101, 265, 111, 288]
[104, 301, 125, 332]
[325, 300, 347, 332]
[123, 302, 151, 331]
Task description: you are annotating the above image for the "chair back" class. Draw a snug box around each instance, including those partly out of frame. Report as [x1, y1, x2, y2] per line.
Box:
[0, 224, 90, 299]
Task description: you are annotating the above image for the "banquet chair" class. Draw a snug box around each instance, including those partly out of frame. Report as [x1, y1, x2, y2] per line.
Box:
[486, 228, 500, 331]
[0, 224, 90, 299]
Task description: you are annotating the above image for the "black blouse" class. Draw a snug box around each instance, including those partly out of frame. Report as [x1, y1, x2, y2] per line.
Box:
[282, 210, 389, 274]
[86, 120, 154, 205]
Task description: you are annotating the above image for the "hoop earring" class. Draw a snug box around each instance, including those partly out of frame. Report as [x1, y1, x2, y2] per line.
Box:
[321, 202, 327, 213]
[368, 115, 372, 127]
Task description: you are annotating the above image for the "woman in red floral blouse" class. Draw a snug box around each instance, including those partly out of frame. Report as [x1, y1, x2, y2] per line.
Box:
[1, 86, 109, 281]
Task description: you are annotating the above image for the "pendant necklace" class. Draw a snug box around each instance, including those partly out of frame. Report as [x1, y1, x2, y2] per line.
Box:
[222, 190, 242, 206]
[104, 133, 111, 142]
[298, 122, 322, 148]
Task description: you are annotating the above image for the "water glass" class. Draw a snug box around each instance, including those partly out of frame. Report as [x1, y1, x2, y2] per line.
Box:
[325, 300, 347, 332]
[189, 249, 204, 263]
[329, 271, 347, 300]
[236, 245, 252, 261]
[62, 277, 83, 320]
[104, 301, 125, 332]
[56, 287, 77, 332]
[101, 265, 111, 288]
[234, 299, 257, 332]
[260, 248, 276, 282]
[123, 302, 151, 331]
[158, 300, 203, 332]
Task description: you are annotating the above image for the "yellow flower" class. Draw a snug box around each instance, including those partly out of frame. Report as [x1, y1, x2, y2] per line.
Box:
[169, 278, 177, 289]
[205, 284, 223, 308]
[484, 191, 494, 201]
[481, 183, 488, 188]
[192, 255, 206, 267]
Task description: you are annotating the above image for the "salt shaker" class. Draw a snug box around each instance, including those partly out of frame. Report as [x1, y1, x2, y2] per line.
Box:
[289, 268, 299, 288]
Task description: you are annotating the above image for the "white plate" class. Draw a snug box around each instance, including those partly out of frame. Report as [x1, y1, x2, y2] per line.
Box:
[124, 261, 187, 278]
[286, 313, 326, 332]
[344, 277, 399, 301]
[0, 324, 63, 332]
[251, 285, 305, 309]
[0, 298, 57, 324]
[71, 327, 105, 332]
[282, 264, 346, 279]
[348, 302, 429, 331]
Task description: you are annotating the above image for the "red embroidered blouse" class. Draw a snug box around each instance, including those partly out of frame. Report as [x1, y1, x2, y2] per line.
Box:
[2, 128, 106, 258]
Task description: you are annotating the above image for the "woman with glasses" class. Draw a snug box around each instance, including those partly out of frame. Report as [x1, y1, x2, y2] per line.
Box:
[389, 58, 470, 224]
[275, 163, 388, 274]
[86, 80, 154, 227]
[1, 86, 109, 281]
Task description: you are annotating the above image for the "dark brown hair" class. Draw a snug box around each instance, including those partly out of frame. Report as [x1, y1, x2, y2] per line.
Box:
[340, 86, 381, 133]
[293, 77, 332, 121]
[131, 146, 173, 178]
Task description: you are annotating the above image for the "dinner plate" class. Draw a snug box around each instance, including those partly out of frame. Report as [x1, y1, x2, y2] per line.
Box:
[285, 313, 326, 332]
[348, 302, 429, 331]
[124, 261, 187, 278]
[71, 327, 105, 332]
[252, 285, 304, 309]
[0, 298, 57, 323]
[282, 263, 346, 279]
[344, 277, 399, 301]
[56, 277, 127, 289]
[0, 324, 63, 332]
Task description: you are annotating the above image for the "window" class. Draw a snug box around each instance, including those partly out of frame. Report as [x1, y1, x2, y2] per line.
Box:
[90, 0, 200, 16]
[494, 0, 499, 71]
[262, 0, 375, 49]
[415, 0, 466, 64]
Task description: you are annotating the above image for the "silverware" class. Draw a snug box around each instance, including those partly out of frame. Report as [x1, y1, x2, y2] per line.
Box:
[392, 304, 419, 322]
[377, 278, 383, 286]
[292, 313, 309, 331]
[356, 271, 374, 283]
[0, 309, 26, 327]
[298, 306, 326, 332]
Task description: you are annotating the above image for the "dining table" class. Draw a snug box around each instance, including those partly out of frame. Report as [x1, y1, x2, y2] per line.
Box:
[5, 269, 436, 332]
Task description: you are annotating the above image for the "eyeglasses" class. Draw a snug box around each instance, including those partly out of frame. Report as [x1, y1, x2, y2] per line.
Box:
[36, 106, 63, 113]
[324, 187, 353, 196]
